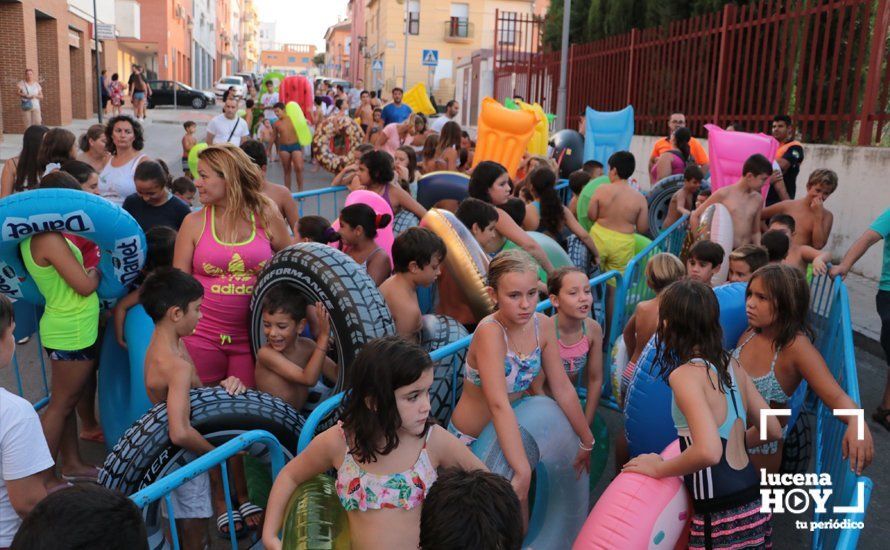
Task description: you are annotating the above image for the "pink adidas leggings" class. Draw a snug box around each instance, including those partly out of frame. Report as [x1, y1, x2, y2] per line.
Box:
[184, 333, 256, 388]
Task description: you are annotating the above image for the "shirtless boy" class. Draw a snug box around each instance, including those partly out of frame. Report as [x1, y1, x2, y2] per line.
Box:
[181, 121, 197, 177]
[663, 165, 703, 229]
[357, 91, 374, 133]
[587, 150, 649, 277]
[240, 139, 300, 234]
[255, 285, 336, 411]
[272, 102, 304, 192]
[760, 168, 837, 249]
[379, 228, 447, 341]
[692, 153, 773, 247]
[766, 215, 830, 274]
[141, 268, 249, 546]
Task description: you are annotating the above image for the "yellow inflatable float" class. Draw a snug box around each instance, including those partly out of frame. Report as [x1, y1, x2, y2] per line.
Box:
[402, 82, 436, 116]
[285, 102, 313, 147]
[472, 97, 539, 178]
[518, 101, 549, 156]
[281, 475, 349, 549]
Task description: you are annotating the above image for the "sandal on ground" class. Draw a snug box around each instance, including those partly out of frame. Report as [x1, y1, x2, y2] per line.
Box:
[61, 466, 101, 483]
[238, 501, 264, 529]
[871, 407, 890, 432]
[215, 510, 246, 539]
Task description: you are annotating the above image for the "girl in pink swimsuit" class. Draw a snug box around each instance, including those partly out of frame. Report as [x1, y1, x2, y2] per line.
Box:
[174, 144, 292, 389]
[338, 203, 392, 286]
[547, 266, 603, 427]
[262, 337, 484, 550]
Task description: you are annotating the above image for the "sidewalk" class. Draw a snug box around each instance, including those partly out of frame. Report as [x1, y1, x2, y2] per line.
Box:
[0, 107, 218, 162]
[845, 271, 884, 354]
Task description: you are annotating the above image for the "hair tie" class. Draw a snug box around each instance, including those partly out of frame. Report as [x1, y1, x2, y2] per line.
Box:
[375, 214, 383, 227]
[323, 226, 338, 242]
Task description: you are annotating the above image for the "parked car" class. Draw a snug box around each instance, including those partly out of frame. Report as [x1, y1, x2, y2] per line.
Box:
[235, 72, 259, 90]
[146, 81, 215, 109]
[214, 76, 248, 100]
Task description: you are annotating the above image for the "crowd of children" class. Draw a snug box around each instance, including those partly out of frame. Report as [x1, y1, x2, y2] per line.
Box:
[0, 103, 882, 550]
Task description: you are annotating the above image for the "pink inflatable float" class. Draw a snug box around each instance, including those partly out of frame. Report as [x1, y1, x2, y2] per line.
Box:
[573, 441, 691, 550]
[332, 190, 395, 268]
[705, 124, 779, 201]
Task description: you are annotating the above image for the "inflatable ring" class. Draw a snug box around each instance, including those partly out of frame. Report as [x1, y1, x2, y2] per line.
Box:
[420, 209, 493, 320]
[0, 189, 145, 305]
[472, 97, 539, 178]
[472, 396, 589, 547]
[577, 175, 610, 232]
[588, 412, 610, 492]
[503, 231, 572, 283]
[285, 102, 312, 147]
[100, 387, 304, 549]
[312, 117, 364, 174]
[281, 475, 350, 549]
[250, 243, 395, 395]
[391, 210, 419, 235]
[416, 171, 470, 210]
[420, 314, 469, 425]
[331, 190, 395, 268]
[97, 304, 156, 447]
[645, 174, 686, 238]
[582, 105, 635, 165]
[698, 203, 734, 285]
[574, 440, 691, 549]
[262, 71, 286, 92]
[188, 142, 209, 179]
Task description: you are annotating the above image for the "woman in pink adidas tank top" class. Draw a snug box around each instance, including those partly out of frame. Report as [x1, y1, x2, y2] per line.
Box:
[174, 144, 291, 388]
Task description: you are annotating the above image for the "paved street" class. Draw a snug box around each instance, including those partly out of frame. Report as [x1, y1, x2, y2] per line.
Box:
[1, 106, 887, 547]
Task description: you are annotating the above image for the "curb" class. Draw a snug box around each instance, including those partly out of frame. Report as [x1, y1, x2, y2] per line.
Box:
[854, 329, 885, 361]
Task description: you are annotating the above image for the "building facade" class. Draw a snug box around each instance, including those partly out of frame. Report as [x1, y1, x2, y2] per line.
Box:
[216, 0, 232, 78]
[240, 0, 259, 73]
[192, 0, 217, 89]
[362, 0, 535, 100]
[259, 44, 317, 76]
[346, 0, 366, 84]
[324, 21, 351, 79]
[259, 21, 277, 52]
[123, 0, 192, 84]
[229, 0, 242, 72]
[0, 0, 106, 135]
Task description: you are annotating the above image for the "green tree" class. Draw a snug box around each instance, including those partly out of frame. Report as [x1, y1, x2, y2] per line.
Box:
[543, 0, 593, 51]
[313, 52, 326, 67]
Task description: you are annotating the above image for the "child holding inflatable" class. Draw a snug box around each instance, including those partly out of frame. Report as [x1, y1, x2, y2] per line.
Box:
[546, 266, 604, 426]
[380, 228, 447, 341]
[449, 250, 594, 522]
[338, 203, 392, 286]
[353, 150, 427, 220]
[262, 337, 485, 550]
[734, 264, 874, 474]
[623, 279, 781, 550]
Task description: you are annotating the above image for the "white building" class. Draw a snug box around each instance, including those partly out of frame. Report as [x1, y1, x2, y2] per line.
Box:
[229, 0, 242, 72]
[193, 0, 217, 89]
[259, 21, 277, 52]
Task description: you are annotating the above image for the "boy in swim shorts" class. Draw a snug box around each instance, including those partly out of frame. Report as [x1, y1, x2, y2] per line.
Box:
[272, 102, 304, 192]
[141, 268, 252, 545]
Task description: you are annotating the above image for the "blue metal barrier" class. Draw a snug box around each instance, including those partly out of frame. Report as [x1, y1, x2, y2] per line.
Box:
[291, 186, 348, 220]
[808, 275, 873, 550]
[129, 429, 287, 550]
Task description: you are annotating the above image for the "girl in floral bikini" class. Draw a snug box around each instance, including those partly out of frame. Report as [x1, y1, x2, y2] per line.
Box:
[262, 337, 483, 550]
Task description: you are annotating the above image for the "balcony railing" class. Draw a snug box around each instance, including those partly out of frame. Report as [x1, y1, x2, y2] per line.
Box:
[444, 18, 474, 42]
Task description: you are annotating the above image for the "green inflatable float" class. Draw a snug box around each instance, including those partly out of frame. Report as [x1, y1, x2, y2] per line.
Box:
[577, 175, 611, 232]
[188, 142, 209, 179]
[262, 71, 285, 92]
[281, 475, 350, 549]
[503, 231, 572, 283]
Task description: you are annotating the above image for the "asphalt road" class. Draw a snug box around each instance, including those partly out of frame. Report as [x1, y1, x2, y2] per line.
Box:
[1, 105, 886, 548]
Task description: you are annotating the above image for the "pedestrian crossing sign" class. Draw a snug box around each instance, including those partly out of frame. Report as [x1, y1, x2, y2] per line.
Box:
[372, 59, 384, 72]
[422, 50, 439, 67]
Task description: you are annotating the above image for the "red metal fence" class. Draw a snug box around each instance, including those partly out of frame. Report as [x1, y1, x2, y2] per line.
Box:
[493, 0, 890, 145]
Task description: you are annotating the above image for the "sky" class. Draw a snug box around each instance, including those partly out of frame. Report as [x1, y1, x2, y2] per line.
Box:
[254, 0, 349, 51]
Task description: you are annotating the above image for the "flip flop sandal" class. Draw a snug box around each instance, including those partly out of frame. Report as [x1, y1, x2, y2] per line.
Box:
[61, 466, 101, 483]
[216, 510, 246, 540]
[871, 407, 890, 432]
[238, 501, 264, 529]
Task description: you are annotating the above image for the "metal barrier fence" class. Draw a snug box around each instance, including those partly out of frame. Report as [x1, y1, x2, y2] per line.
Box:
[128, 429, 286, 550]
[291, 185, 349, 220]
[808, 274, 874, 549]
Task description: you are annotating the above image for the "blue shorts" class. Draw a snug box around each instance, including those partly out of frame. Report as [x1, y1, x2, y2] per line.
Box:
[447, 421, 477, 446]
[133, 91, 146, 101]
[279, 143, 302, 154]
[45, 342, 98, 362]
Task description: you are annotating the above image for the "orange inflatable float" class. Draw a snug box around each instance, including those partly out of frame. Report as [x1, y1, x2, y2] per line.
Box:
[279, 76, 314, 123]
[472, 97, 539, 178]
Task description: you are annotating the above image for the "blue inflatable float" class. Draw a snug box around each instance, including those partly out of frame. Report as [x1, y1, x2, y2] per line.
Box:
[715, 281, 748, 348]
[416, 171, 469, 210]
[583, 105, 635, 165]
[97, 305, 155, 447]
[471, 396, 589, 548]
[0, 189, 145, 305]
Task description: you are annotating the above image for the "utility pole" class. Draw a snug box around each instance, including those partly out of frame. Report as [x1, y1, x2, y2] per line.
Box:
[93, 0, 103, 123]
[555, 0, 571, 131]
[402, 0, 409, 88]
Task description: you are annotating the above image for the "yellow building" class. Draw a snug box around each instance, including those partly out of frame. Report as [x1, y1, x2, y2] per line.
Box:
[241, 0, 261, 72]
[363, 0, 536, 101]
